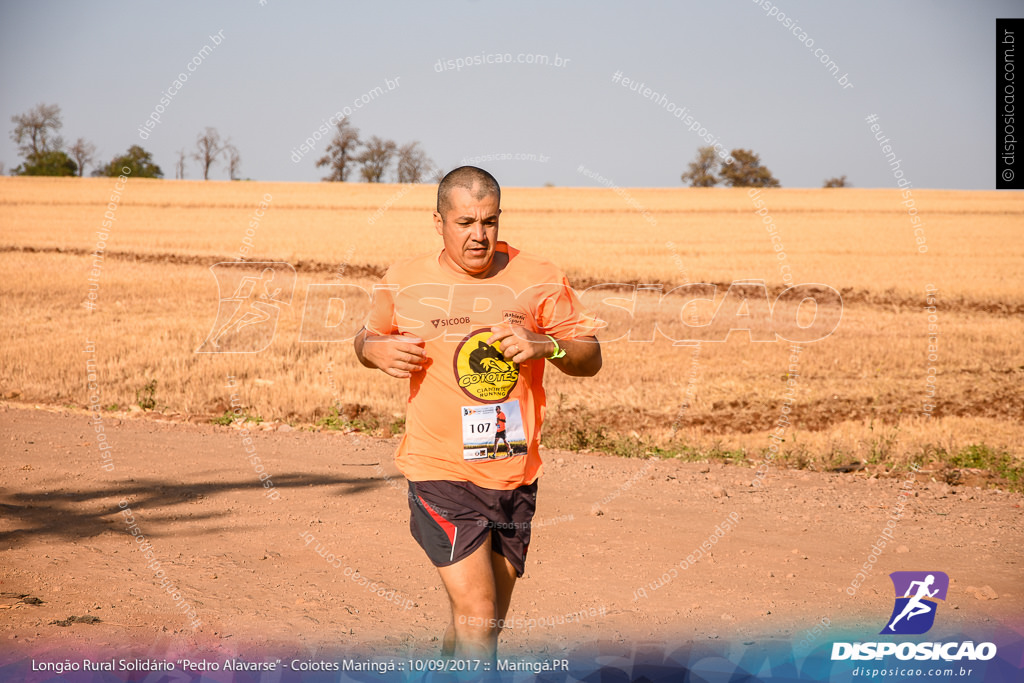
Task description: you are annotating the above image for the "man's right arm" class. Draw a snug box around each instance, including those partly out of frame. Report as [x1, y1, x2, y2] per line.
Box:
[354, 327, 427, 379]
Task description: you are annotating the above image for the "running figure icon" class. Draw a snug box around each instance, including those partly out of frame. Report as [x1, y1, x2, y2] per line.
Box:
[211, 267, 283, 349]
[888, 574, 938, 631]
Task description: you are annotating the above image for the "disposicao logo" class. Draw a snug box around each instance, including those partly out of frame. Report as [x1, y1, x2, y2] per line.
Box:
[881, 571, 948, 635]
[831, 571, 997, 663]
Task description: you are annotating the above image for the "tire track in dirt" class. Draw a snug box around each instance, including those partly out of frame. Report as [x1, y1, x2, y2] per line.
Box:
[4, 244, 1021, 316]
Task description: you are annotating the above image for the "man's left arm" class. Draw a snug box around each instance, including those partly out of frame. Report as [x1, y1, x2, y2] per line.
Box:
[548, 335, 602, 377]
[487, 326, 601, 377]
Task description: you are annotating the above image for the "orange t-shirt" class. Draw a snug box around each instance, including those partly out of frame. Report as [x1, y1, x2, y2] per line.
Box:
[365, 241, 600, 490]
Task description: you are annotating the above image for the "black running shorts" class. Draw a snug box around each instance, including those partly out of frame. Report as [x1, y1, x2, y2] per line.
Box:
[407, 479, 538, 578]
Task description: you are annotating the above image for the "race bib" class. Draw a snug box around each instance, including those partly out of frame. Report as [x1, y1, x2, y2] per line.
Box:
[461, 400, 526, 462]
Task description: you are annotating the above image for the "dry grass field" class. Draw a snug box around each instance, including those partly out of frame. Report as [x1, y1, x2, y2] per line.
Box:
[1, 177, 1022, 487]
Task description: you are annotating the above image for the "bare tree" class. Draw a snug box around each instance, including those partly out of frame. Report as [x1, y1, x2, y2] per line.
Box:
[67, 138, 96, 177]
[193, 127, 226, 180]
[316, 119, 361, 181]
[10, 103, 64, 159]
[357, 136, 397, 183]
[680, 146, 720, 187]
[226, 144, 241, 180]
[396, 141, 433, 183]
[175, 148, 187, 179]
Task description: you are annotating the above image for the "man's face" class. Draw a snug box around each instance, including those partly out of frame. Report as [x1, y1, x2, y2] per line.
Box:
[433, 185, 501, 277]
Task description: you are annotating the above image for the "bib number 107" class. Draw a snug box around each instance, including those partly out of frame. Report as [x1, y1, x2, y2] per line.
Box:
[469, 423, 492, 434]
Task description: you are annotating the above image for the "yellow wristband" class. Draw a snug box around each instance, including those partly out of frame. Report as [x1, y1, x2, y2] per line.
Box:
[546, 335, 566, 359]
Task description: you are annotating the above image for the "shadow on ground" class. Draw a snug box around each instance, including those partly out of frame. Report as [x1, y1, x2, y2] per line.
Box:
[0, 473, 384, 547]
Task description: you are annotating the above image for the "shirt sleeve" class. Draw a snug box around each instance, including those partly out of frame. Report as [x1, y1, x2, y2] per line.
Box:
[364, 272, 399, 336]
[536, 274, 603, 339]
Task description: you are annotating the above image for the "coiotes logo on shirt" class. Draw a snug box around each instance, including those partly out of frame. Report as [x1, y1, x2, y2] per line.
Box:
[454, 329, 519, 403]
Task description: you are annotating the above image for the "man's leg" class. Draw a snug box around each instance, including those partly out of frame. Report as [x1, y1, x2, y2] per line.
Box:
[436, 534, 520, 660]
[436, 535, 498, 659]
[491, 548, 518, 633]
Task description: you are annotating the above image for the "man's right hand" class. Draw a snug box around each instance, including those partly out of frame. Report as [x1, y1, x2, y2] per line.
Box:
[357, 332, 427, 378]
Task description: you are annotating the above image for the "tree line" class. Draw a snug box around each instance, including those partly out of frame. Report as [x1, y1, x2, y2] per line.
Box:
[680, 145, 849, 188]
[9, 102, 849, 187]
[314, 119, 436, 183]
[7, 103, 437, 183]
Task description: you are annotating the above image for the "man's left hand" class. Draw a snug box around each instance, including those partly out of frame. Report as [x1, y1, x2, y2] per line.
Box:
[487, 324, 553, 364]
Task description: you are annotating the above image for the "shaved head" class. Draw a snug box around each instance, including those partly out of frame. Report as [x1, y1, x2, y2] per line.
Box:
[436, 166, 501, 217]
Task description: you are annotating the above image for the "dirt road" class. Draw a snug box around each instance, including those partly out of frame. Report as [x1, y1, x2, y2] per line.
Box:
[1, 403, 1021, 665]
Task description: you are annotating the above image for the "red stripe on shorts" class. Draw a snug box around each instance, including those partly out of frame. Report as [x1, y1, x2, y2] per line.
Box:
[418, 495, 457, 547]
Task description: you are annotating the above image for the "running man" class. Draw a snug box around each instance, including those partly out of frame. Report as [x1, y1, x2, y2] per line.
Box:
[354, 166, 602, 661]
[491, 406, 510, 459]
[888, 574, 938, 631]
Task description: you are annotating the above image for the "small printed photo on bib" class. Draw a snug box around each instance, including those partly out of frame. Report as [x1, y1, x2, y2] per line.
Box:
[461, 399, 527, 462]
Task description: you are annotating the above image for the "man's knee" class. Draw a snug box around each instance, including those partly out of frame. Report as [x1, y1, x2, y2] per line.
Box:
[455, 614, 498, 634]
[453, 598, 499, 632]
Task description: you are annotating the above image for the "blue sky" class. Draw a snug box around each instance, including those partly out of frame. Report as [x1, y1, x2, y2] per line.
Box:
[0, 1, 1015, 188]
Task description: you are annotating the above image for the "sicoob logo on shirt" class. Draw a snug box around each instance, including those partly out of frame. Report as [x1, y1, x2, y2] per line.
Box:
[453, 329, 520, 403]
